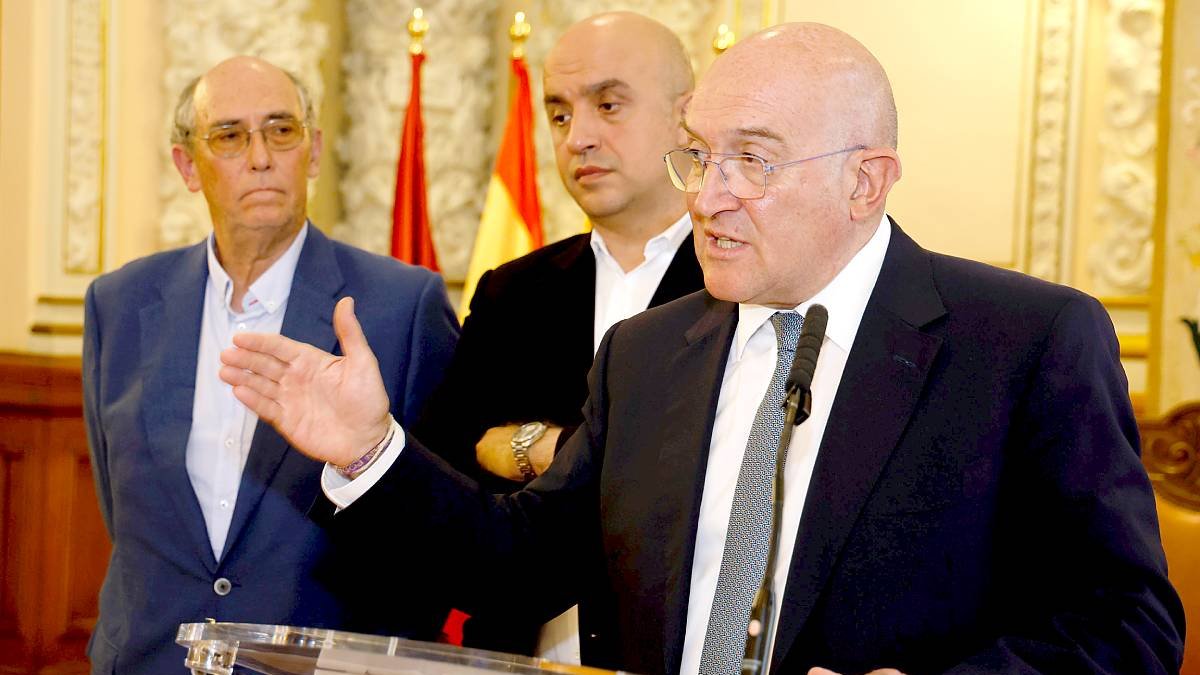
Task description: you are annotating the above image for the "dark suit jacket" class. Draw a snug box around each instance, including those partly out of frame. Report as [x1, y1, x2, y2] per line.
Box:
[414, 230, 704, 493]
[339, 222, 1184, 674]
[413, 230, 702, 653]
[82, 225, 459, 675]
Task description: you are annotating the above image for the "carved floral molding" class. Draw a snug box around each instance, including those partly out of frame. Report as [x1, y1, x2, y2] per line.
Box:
[1088, 0, 1163, 296]
[64, 0, 105, 275]
[1027, 0, 1076, 283]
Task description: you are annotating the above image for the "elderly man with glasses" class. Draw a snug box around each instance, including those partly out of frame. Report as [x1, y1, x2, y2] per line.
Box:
[82, 55, 459, 675]
[221, 24, 1183, 675]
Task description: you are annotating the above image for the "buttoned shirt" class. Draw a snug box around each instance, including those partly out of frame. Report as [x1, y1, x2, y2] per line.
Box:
[590, 213, 693, 354]
[186, 223, 307, 561]
[678, 215, 889, 674]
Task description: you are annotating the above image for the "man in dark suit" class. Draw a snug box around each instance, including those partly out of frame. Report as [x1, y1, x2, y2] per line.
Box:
[414, 12, 702, 658]
[416, 12, 702, 492]
[220, 24, 1184, 675]
[82, 56, 458, 675]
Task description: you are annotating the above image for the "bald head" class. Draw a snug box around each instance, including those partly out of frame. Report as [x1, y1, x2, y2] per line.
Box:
[702, 23, 897, 149]
[549, 12, 692, 101]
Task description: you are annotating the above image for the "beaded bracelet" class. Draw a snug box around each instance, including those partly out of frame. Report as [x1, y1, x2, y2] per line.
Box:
[336, 417, 396, 479]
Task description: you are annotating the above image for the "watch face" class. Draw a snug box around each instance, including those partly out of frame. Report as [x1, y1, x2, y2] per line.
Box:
[513, 421, 547, 444]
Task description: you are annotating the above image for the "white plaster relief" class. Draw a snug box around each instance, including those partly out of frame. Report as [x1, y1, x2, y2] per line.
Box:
[64, 0, 105, 274]
[1088, 0, 1163, 295]
[1027, 0, 1076, 282]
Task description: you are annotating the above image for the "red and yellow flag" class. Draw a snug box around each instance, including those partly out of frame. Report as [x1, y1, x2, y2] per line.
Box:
[391, 51, 439, 271]
[459, 55, 542, 316]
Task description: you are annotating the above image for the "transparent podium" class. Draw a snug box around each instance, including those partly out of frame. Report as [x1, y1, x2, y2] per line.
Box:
[177, 622, 627, 675]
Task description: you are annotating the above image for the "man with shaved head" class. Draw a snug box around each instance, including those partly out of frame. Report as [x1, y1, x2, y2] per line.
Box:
[83, 56, 458, 674]
[221, 24, 1183, 675]
[413, 11, 702, 659]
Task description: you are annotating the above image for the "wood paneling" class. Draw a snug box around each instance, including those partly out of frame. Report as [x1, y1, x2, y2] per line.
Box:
[0, 352, 108, 674]
[1139, 402, 1200, 675]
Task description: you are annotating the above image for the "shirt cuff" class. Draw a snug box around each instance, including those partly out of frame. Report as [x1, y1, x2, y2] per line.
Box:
[321, 417, 406, 510]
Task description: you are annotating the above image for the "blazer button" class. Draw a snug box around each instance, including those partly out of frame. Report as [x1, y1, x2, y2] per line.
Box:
[213, 577, 232, 596]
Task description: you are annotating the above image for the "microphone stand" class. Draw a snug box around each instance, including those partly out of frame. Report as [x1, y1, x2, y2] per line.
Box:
[741, 304, 825, 675]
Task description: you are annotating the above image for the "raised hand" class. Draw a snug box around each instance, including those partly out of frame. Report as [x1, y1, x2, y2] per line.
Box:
[219, 296, 392, 467]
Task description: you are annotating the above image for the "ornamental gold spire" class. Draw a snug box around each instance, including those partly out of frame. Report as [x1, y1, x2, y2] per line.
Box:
[510, 11, 531, 59]
[408, 7, 429, 55]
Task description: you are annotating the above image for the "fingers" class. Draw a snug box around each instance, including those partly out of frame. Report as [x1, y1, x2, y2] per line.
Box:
[219, 364, 281, 400]
[219, 347, 290, 383]
[230, 330, 307, 363]
[333, 296, 375, 362]
[230, 383, 284, 425]
[808, 669, 838, 675]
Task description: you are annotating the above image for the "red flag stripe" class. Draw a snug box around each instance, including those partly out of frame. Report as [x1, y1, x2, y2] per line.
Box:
[494, 56, 543, 248]
[391, 51, 440, 270]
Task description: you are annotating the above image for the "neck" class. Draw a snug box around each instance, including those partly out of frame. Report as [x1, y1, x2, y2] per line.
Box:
[591, 202, 686, 273]
[213, 218, 304, 312]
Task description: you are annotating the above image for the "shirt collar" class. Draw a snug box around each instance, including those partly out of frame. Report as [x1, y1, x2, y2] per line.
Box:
[589, 212, 693, 269]
[206, 221, 309, 316]
[733, 214, 892, 361]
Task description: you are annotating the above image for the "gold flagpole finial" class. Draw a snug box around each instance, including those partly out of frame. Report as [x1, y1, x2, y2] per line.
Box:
[510, 11, 531, 59]
[713, 23, 735, 54]
[408, 7, 429, 55]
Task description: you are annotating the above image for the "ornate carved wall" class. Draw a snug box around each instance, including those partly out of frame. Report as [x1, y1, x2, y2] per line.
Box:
[336, 0, 496, 279]
[1087, 0, 1163, 296]
[158, 0, 327, 249]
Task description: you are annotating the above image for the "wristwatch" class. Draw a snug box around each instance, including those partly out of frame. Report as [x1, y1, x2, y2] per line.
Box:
[510, 421, 547, 481]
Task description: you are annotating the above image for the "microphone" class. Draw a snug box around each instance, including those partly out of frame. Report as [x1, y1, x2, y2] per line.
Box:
[784, 304, 828, 426]
[741, 304, 829, 675]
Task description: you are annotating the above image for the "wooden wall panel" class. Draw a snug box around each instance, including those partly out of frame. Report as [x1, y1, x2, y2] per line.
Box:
[0, 352, 108, 675]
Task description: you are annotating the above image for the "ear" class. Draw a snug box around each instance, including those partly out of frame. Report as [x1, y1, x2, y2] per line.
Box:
[847, 147, 901, 221]
[307, 127, 323, 179]
[171, 145, 203, 193]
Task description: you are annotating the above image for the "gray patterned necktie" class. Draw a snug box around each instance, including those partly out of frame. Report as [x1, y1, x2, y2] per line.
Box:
[700, 311, 803, 675]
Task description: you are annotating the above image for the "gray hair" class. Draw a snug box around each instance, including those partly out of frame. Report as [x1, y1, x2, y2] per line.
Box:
[170, 68, 316, 148]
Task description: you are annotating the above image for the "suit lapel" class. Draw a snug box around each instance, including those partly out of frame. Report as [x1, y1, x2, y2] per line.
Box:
[658, 296, 739, 675]
[219, 226, 344, 562]
[549, 234, 598, 369]
[649, 232, 703, 309]
[771, 223, 947, 665]
[139, 242, 218, 570]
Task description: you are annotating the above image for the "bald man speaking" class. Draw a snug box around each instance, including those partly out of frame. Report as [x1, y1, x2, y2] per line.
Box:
[221, 24, 1184, 675]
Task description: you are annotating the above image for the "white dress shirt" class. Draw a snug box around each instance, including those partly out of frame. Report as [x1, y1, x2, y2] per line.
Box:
[677, 216, 889, 675]
[323, 216, 890, 673]
[187, 223, 307, 561]
[590, 212, 693, 354]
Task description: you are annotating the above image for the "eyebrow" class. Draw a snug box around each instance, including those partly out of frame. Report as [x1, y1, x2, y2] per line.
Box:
[207, 111, 300, 128]
[544, 78, 631, 106]
[734, 126, 785, 143]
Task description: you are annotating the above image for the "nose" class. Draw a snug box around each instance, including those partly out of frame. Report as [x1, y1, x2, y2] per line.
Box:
[246, 129, 273, 171]
[690, 160, 739, 218]
[565, 110, 598, 155]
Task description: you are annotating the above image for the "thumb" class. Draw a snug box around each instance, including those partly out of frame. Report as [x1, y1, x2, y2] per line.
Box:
[333, 296, 372, 358]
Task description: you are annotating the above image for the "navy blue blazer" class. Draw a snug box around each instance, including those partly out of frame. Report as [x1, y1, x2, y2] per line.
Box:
[335, 222, 1184, 674]
[83, 225, 459, 675]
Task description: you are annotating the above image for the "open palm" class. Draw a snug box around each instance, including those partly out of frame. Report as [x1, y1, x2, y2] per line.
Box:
[219, 297, 392, 466]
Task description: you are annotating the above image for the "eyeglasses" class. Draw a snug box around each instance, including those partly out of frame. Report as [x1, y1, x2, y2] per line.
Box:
[664, 145, 866, 200]
[197, 118, 308, 158]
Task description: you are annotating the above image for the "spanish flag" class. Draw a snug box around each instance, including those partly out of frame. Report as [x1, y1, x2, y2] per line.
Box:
[459, 55, 542, 316]
[391, 51, 439, 270]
